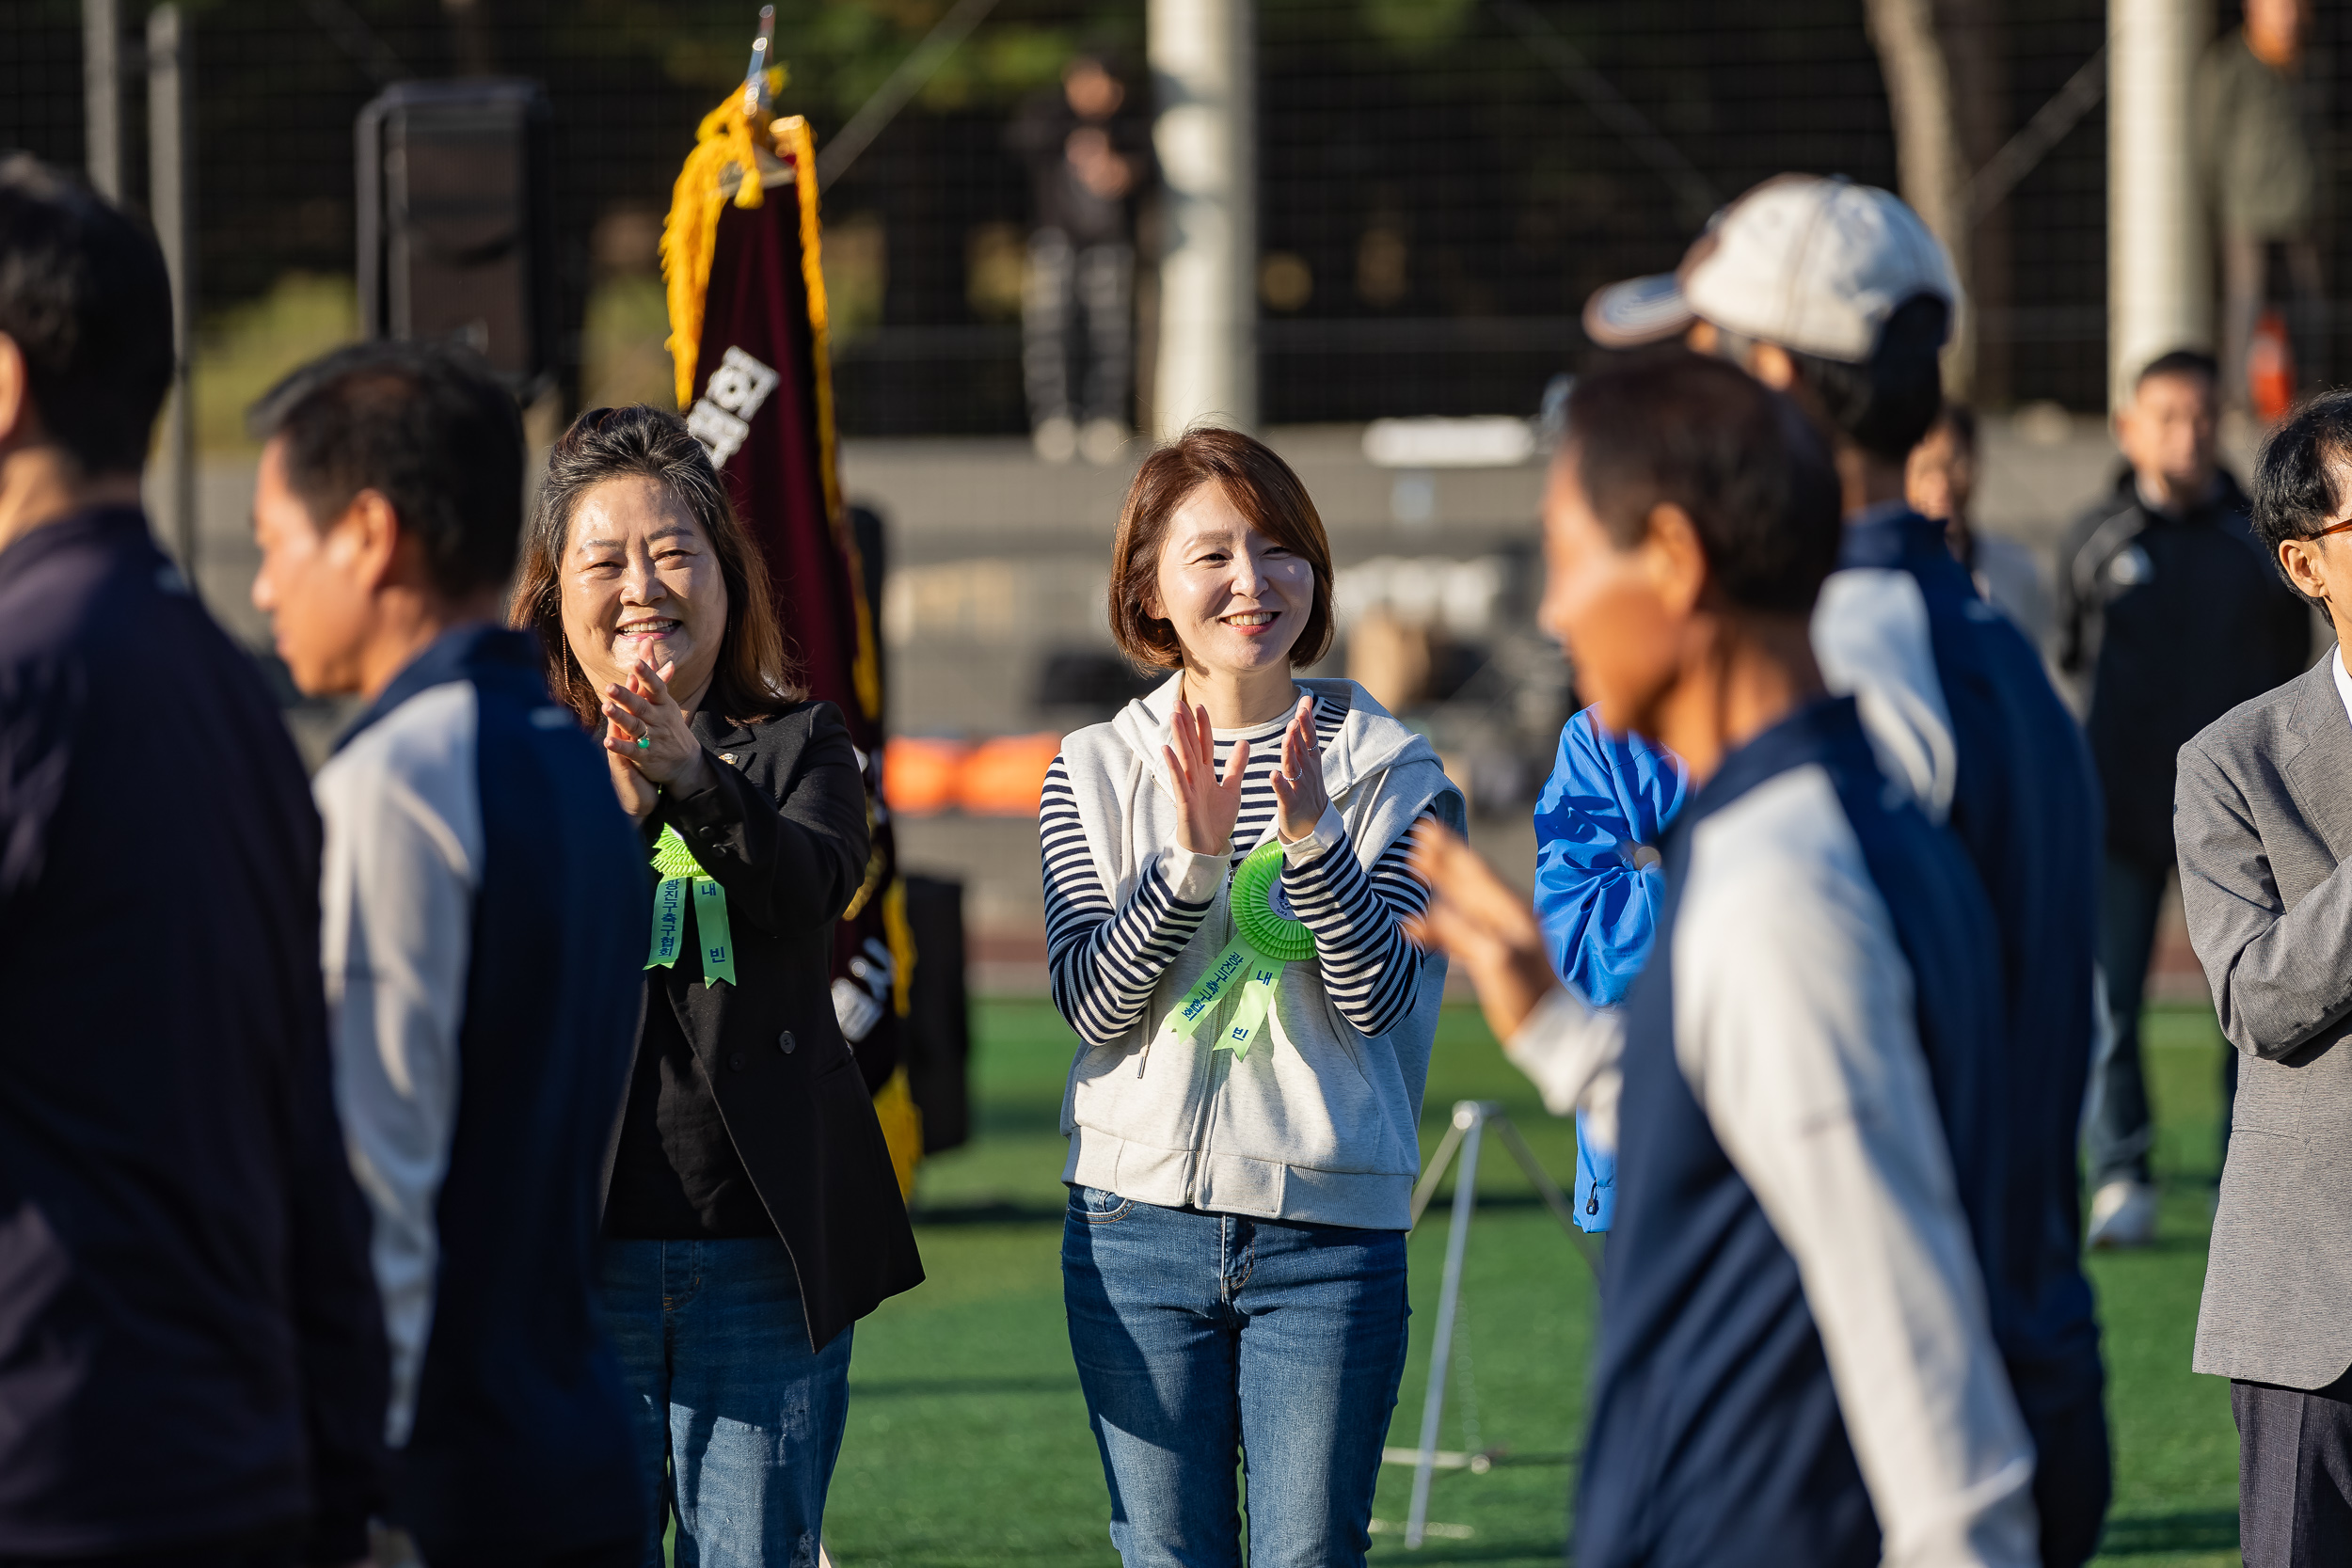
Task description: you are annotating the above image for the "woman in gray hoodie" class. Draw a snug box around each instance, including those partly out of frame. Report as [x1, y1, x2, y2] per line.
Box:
[1039, 428, 1464, 1567]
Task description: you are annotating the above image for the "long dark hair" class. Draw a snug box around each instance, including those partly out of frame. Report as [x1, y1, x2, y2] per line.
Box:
[513, 404, 802, 727]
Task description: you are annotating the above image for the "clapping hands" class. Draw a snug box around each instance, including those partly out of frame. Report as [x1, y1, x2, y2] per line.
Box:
[1269, 695, 1328, 843]
[1165, 700, 1247, 857]
[599, 658, 713, 820]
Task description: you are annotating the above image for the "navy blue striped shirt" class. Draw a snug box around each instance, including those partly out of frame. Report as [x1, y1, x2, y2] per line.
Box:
[1041, 695, 1431, 1047]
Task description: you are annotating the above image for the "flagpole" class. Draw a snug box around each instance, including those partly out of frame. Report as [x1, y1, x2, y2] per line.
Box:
[813, 0, 1004, 189]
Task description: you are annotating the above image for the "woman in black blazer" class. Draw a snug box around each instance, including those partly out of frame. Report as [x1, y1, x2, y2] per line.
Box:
[513, 404, 921, 1565]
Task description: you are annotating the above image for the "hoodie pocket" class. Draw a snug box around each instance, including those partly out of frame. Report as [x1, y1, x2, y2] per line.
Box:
[1213, 993, 1417, 1179]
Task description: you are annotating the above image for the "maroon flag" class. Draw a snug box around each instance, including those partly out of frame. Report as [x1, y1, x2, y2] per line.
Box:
[665, 108, 918, 1192]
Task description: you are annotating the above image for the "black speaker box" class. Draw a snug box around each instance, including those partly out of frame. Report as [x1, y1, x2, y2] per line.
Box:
[357, 79, 557, 395]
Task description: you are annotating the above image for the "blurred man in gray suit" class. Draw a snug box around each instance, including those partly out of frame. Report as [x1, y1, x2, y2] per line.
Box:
[2178, 388, 2352, 1563]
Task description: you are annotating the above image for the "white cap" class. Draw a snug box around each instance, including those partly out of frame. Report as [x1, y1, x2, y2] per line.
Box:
[1583, 175, 1959, 363]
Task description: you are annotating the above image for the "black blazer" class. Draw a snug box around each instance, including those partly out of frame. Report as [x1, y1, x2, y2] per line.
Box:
[602, 697, 923, 1349]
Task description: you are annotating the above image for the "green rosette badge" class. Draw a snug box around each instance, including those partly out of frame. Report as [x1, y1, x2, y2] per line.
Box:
[1156, 840, 1314, 1062]
[647, 824, 737, 988]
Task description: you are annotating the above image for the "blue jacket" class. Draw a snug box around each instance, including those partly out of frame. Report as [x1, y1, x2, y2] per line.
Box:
[326, 626, 647, 1559]
[1532, 707, 1686, 1230]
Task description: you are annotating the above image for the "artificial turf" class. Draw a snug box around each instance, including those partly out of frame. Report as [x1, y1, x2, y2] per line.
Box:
[816, 1000, 2239, 1566]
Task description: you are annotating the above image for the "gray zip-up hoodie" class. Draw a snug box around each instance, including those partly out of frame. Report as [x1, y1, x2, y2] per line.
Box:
[1055, 675, 1465, 1229]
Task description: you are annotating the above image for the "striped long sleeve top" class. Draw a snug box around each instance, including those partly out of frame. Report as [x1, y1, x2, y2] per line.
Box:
[1041, 694, 1434, 1049]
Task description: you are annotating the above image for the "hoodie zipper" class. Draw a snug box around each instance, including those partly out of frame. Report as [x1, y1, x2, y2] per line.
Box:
[1184, 879, 1237, 1208]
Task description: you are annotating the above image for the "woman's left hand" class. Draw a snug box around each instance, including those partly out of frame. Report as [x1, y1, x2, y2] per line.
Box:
[1270, 695, 1330, 843]
[602, 658, 714, 799]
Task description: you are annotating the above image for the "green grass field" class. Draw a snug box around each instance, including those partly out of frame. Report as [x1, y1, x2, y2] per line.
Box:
[818, 1000, 2238, 1566]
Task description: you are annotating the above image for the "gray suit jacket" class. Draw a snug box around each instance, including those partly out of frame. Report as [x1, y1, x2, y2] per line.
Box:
[2179, 652, 2352, 1388]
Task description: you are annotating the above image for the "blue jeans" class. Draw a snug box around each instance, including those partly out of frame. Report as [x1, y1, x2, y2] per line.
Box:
[597, 1237, 852, 1568]
[1061, 1188, 1410, 1568]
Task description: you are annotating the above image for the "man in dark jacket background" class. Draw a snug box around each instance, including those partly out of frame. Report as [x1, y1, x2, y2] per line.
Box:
[2062, 348, 2312, 1248]
[0, 155, 388, 1564]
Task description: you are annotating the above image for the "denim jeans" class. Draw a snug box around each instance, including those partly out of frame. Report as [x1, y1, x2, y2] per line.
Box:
[1061, 1188, 1410, 1568]
[597, 1237, 852, 1568]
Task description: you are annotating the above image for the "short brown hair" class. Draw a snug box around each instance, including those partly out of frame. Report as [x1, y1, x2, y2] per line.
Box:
[1108, 428, 1336, 670]
[511, 404, 802, 728]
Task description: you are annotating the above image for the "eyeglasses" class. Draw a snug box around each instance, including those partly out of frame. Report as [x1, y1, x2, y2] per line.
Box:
[2308, 518, 2352, 542]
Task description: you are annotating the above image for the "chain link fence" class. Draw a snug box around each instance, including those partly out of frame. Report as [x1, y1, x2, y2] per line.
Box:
[3, 0, 2341, 438]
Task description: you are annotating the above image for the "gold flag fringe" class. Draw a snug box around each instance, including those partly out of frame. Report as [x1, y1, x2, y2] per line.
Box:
[660, 67, 787, 411]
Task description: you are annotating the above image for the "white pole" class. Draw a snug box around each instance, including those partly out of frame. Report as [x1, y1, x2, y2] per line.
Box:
[2107, 0, 2211, 409]
[1406, 1101, 1487, 1550]
[149, 5, 196, 576]
[1149, 0, 1256, 436]
[82, 0, 120, 201]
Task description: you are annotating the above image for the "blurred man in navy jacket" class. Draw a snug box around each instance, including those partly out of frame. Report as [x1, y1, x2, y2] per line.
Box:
[0, 156, 388, 1565]
[248, 342, 647, 1568]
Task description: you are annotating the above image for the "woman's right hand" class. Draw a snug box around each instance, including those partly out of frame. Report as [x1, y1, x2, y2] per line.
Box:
[1164, 700, 1247, 858]
[605, 719, 659, 821]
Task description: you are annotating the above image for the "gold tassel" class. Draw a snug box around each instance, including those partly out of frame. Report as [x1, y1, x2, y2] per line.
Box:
[872, 1065, 925, 1204]
[660, 66, 787, 411]
[771, 117, 883, 724]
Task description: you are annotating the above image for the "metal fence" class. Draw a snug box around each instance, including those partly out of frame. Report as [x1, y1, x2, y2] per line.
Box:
[2, 0, 2334, 436]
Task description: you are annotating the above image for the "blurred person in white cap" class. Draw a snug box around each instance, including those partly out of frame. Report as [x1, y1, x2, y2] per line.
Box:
[1566, 174, 2111, 1567]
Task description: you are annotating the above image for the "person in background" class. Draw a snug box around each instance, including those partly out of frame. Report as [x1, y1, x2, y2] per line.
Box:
[2177, 388, 2352, 1565]
[1529, 708, 1685, 1230]
[1909, 402, 2054, 651]
[248, 343, 646, 1568]
[1582, 172, 2109, 1565]
[0, 155, 387, 1568]
[1009, 52, 1152, 467]
[515, 405, 921, 1567]
[2197, 0, 2320, 410]
[1043, 428, 1461, 1567]
[1415, 351, 2037, 1568]
[2061, 349, 2311, 1250]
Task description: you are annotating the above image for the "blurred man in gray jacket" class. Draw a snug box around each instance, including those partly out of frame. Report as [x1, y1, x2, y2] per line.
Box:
[2178, 388, 2352, 1563]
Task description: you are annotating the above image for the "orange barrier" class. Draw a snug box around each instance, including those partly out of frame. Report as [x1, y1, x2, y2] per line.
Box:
[882, 736, 967, 816]
[883, 733, 1061, 817]
[957, 733, 1062, 816]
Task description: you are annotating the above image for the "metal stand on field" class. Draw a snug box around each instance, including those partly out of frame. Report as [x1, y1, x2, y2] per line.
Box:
[1395, 1100, 1600, 1550]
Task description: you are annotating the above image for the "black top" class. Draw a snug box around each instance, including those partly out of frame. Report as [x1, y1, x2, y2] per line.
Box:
[607, 982, 774, 1238]
[334, 626, 647, 1560]
[1006, 90, 1153, 245]
[0, 509, 387, 1561]
[599, 702, 924, 1348]
[2059, 468, 2312, 865]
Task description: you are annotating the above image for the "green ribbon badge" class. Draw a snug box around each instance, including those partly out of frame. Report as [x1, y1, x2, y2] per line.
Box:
[1155, 840, 1316, 1063]
[647, 824, 736, 988]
